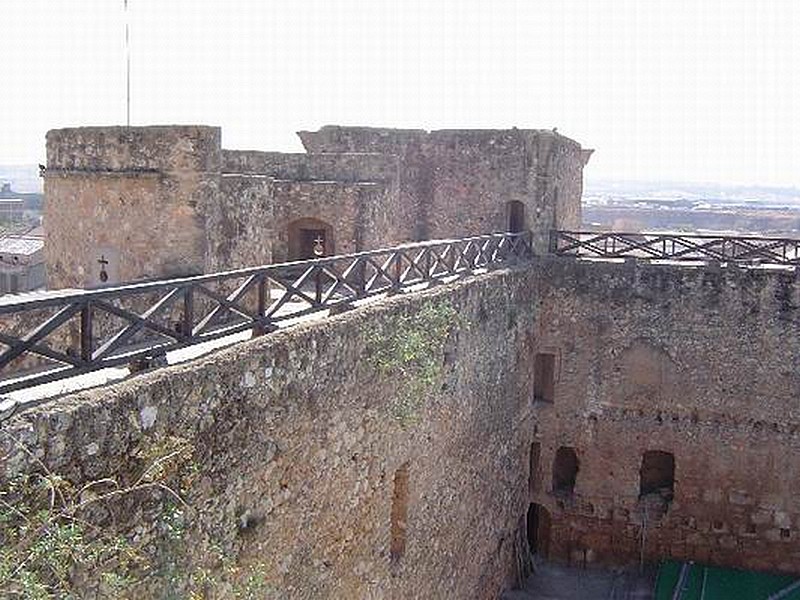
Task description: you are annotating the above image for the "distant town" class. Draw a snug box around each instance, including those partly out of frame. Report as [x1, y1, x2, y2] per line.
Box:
[584, 178, 800, 237]
[0, 164, 44, 294]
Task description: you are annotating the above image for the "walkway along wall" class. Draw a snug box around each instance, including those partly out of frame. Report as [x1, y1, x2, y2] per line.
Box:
[3, 257, 800, 597]
[0, 268, 538, 599]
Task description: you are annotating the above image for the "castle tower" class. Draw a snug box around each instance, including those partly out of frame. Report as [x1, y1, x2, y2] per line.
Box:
[44, 126, 221, 289]
[43, 124, 591, 291]
[298, 126, 592, 253]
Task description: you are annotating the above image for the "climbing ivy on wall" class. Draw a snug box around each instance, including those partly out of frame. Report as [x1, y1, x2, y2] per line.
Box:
[367, 300, 460, 426]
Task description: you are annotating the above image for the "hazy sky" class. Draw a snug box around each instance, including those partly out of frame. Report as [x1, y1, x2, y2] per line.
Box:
[1, 0, 799, 186]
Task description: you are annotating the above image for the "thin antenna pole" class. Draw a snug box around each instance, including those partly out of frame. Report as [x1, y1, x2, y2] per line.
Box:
[125, 0, 131, 126]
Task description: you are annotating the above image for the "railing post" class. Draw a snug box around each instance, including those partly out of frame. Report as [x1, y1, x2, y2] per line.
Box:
[424, 249, 432, 280]
[182, 286, 194, 340]
[315, 265, 323, 305]
[525, 231, 534, 257]
[356, 258, 367, 297]
[384, 253, 401, 295]
[257, 274, 266, 318]
[80, 300, 93, 363]
[253, 274, 269, 336]
[392, 253, 402, 292]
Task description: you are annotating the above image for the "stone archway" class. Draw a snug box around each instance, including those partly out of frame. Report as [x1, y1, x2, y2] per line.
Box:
[526, 503, 551, 557]
[287, 218, 335, 260]
[552, 447, 579, 497]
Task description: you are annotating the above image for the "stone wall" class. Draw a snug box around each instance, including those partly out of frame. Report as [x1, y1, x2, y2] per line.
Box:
[206, 175, 273, 272]
[528, 258, 800, 574]
[43, 124, 590, 288]
[298, 126, 590, 251]
[0, 268, 538, 598]
[539, 136, 588, 244]
[44, 126, 220, 288]
[297, 126, 427, 155]
[4, 255, 800, 596]
[221, 150, 398, 183]
[423, 130, 539, 243]
[270, 181, 388, 262]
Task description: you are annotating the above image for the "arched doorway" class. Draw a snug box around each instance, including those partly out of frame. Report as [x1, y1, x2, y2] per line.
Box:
[507, 200, 526, 233]
[287, 218, 334, 260]
[526, 503, 551, 557]
[552, 446, 579, 497]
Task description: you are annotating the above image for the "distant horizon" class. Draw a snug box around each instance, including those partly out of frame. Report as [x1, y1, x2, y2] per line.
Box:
[3, 160, 800, 197]
[3, 125, 800, 191]
[584, 176, 800, 192]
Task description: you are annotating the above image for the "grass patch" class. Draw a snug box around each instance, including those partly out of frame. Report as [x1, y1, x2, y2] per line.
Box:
[367, 300, 459, 426]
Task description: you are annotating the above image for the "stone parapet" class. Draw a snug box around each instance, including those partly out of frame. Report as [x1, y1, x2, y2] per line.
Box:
[46, 125, 222, 174]
[222, 150, 398, 183]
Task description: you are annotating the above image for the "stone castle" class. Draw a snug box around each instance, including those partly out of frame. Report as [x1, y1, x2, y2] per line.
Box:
[1, 124, 799, 598]
[43, 125, 590, 288]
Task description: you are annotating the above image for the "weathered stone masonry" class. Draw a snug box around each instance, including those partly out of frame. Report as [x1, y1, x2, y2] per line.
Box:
[528, 258, 800, 574]
[4, 256, 800, 597]
[45, 126, 219, 288]
[43, 125, 591, 289]
[1, 268, 539, 599]
[17, 121, 800, 594]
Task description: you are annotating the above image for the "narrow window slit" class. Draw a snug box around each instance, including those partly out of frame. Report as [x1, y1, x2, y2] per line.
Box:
[390, 463, 410, 565]
[534, 352, 556, 403]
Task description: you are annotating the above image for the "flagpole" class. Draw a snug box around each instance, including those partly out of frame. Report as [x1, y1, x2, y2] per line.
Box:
[125, 0, 131, 126]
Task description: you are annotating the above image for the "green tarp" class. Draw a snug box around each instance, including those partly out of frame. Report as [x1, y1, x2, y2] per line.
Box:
[655, 561, 800, 600]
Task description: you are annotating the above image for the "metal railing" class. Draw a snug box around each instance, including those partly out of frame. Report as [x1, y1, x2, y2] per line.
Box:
[551, 230, 800, 265]
[0, 232, 531, 395]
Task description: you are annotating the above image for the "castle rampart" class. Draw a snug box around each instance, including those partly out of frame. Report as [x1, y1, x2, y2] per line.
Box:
[18, 117, 800, 598]
[529, 258, 800, 572]
[221, 150, 398, 183]
[44, 126, 220, 287]
[1, 268, 537, 599]
[4, 256, 800, 596]
[298, 126, 589, 250]
[43, 124, 590, 289]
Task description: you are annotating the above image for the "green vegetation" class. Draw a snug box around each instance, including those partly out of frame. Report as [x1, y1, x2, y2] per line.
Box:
[0, 432, 282, 599]
[0, 434, 194, 599]
[367, 300, 459, 426]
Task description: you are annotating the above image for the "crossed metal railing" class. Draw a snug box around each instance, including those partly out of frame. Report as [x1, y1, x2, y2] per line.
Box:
[0, 232, 531, 395]
[551, 230, 800, 265]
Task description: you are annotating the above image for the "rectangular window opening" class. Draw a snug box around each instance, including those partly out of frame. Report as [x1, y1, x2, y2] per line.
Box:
[534, 352, 556, 403]
[390, 463, 410, 565]
[639, 450, 675, 501]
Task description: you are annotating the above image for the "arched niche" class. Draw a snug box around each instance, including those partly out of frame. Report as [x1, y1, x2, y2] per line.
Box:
[287, 217, 335, 260]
